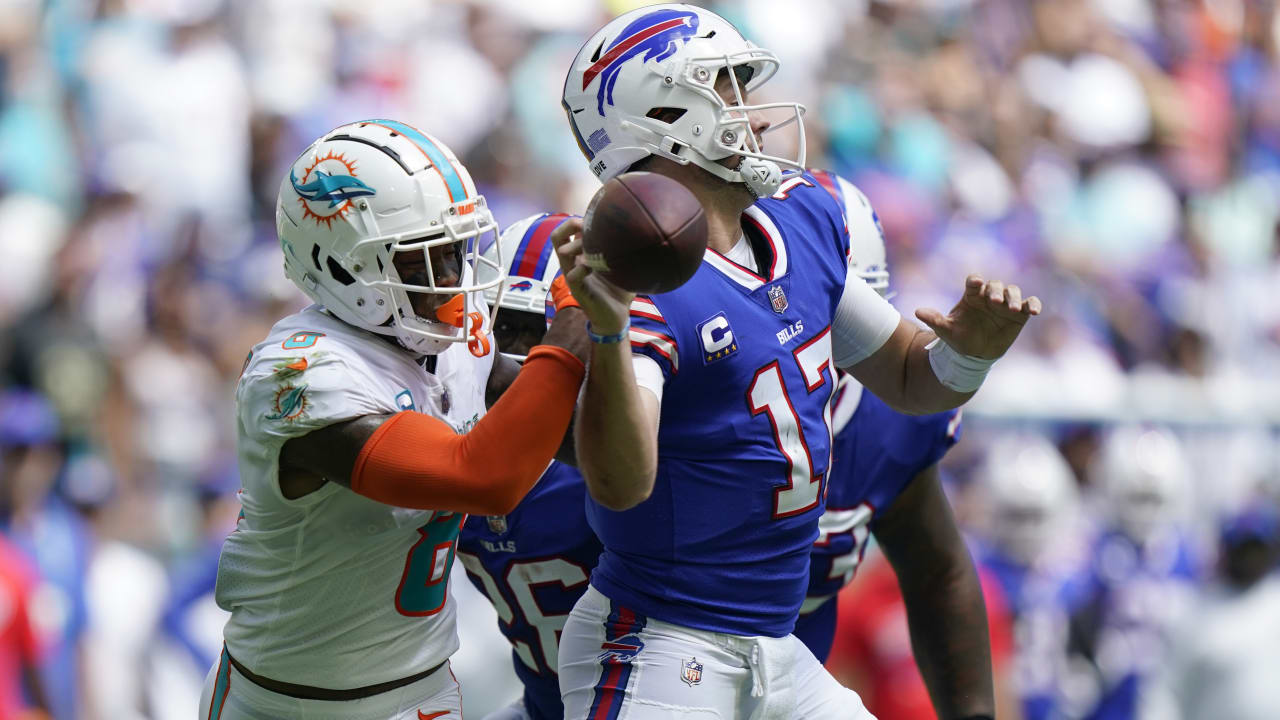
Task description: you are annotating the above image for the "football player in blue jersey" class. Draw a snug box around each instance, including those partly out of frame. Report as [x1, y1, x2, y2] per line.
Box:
[791, 171, 996, 720]
[551, 5, 1042, 718]
[1072, 427, 1201, 720]
[975, 435, 1091, 720]
[457, 213, 603, 720]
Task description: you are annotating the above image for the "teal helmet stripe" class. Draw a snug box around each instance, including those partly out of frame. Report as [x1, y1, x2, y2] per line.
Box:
[367, 119, 469, 203]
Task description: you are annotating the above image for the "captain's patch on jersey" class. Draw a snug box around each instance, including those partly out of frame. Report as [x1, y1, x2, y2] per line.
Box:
[697, 312, 738, 364]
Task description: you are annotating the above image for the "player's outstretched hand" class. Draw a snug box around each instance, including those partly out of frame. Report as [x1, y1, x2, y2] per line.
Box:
[914, 275, 1042, 360]
[550, 217, 634, 335]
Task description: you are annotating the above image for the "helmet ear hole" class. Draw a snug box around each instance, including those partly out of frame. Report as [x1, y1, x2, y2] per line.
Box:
[310, 243, 355, 286]
[646, 107, 687, 124]
[326, 256, 356, 286]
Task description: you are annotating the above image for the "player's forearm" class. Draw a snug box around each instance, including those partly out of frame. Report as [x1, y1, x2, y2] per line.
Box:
[875, 467, 994, 719]
[855, 323, 973, 415]
[576, 342, 657, 510]
[902, 328, 975, 413]
[339, 346, 585, 515]
[900, 554, 995, 719]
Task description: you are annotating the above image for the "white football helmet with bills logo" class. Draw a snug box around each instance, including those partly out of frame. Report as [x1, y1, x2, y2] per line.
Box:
[276, 120, 503, 355]
[479, 213, 567, 315]
[562, 3, 806, 198]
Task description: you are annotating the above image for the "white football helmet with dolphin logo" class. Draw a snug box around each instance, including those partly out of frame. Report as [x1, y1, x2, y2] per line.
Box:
[562, 3, 806, 198]
[276, 120, 503, 356]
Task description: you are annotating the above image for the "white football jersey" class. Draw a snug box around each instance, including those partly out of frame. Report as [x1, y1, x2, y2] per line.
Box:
[215, 302, 494, 689]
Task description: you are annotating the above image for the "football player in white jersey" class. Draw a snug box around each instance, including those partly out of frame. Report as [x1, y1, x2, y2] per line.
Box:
[199, 120, 599, 720]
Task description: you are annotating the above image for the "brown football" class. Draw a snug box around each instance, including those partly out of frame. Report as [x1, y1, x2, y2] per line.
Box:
[581, 172, 708, 294]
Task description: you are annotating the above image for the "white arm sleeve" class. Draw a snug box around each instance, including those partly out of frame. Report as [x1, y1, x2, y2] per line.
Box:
[632, 354, 666, 404]
[831, 267, 902, 368]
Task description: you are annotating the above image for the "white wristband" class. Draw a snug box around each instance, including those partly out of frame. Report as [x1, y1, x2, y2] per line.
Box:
[926, 337, 996, 393]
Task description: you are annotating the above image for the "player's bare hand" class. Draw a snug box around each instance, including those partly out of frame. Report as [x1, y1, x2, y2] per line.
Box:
[914, 274, 1041, 359]
[550, 217, 634, 335]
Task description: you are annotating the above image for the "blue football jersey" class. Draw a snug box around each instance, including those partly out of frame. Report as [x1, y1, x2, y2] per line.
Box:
[457, 461, 602, 720]
[980, 545, 1091, 720]
[589, 173, 856, 637]
[793, 379, 962, 661]
[1078, 530, 1200, 720]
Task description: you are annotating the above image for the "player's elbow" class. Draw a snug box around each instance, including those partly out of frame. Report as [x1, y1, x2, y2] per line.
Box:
[477, 484, 524, 515]
[472, 468, 542, 515]
[591, 489, 649, 512]
[481, 492, 525, 517]
[586, 468, 655, 511]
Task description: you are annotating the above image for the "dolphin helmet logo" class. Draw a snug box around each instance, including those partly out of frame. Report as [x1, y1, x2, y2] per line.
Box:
[291, 168, 374, 208]
[583, 9, 700, 115]
[291, 150, 377, 228]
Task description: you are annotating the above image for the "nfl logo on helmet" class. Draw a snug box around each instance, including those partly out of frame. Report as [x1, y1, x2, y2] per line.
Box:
[681, 657, 703, 686]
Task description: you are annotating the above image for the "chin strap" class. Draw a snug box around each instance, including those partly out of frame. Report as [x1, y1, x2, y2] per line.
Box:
[467, 312, 490, 357]
[433, 294, 491, 357]
[686, 153, 783, 199]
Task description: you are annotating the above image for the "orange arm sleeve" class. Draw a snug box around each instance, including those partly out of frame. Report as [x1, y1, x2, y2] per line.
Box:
[350, 345, 584, 515]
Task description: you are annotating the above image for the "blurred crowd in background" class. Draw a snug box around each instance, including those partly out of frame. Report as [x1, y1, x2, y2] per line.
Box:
[0, 0, 1278, 718]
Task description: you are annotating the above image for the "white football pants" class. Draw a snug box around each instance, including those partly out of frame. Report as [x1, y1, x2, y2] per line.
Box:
[558, 585, 875, 720]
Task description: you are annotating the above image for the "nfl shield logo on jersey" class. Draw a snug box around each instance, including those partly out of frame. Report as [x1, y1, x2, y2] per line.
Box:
[768, 285, 788, 314]
[681, 657, 703, 686]
[487, 515, 508, 534]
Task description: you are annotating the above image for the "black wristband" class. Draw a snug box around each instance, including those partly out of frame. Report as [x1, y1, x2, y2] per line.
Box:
[956, 715, 995, 720]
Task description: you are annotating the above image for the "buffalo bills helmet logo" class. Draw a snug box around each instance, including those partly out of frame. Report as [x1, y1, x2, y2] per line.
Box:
[583, 9, 700, 115]
[509, 279, 534, 292]
[598, 633, 645, 664]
